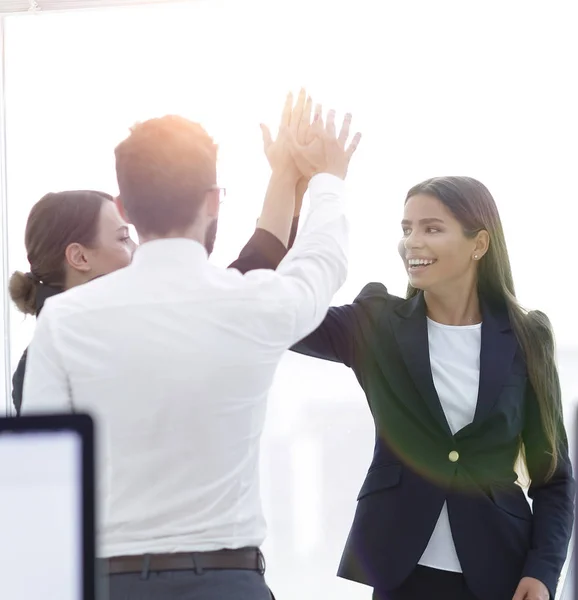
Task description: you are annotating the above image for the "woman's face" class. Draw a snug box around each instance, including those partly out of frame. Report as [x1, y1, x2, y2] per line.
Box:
[398, 193, 483, 293]
[83, 201, 136, 279]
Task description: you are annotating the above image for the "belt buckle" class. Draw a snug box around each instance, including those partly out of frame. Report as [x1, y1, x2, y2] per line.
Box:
[257, 548, 266, 575]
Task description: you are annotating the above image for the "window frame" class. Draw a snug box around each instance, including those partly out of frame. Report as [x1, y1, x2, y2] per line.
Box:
[0, 16, 11, 416]
[0, 0, 187, 15]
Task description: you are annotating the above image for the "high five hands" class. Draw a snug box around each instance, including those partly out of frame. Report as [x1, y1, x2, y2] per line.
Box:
[261, 88, 362, 185]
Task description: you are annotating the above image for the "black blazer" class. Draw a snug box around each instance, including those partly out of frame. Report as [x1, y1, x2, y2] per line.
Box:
[293, 282, 574, 600]
[12, 226, 292, 415]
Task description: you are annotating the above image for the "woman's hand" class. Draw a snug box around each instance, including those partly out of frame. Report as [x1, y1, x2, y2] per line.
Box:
[287, 106, 362, 181]
[512, 577, 549, 600]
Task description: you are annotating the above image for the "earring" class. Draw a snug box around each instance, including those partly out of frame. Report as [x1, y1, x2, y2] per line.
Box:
[473, 254, 479, 260]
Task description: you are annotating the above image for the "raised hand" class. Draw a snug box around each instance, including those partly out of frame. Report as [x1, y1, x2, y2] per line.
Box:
[256, 90, 311, 247]
[288, 106, 362, 180]
[260, 90, 307, 182]
[294, 97, 315, 215]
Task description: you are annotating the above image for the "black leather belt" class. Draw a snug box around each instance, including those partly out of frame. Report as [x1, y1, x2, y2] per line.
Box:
[103, 547, 266, 576]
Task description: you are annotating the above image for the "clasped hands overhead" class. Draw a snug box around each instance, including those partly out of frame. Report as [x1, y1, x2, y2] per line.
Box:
[260, 88, 362, 184]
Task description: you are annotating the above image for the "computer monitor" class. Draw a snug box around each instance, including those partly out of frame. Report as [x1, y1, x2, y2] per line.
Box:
[0, 413, 96, 600]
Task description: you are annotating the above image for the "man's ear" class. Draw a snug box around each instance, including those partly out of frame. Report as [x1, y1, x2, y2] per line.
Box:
[115, 196, 131, 224]
[206, 189, 220, 219]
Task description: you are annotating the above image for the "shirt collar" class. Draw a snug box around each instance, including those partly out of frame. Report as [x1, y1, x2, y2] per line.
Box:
[131, 238, 208, 269]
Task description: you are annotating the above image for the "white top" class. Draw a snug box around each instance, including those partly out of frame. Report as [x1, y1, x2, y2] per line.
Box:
[22, 173, 349, 558]
[418, 317, 481, 572]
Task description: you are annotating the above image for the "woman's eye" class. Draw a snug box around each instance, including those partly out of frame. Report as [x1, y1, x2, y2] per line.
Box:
[402, 227, 441, 235]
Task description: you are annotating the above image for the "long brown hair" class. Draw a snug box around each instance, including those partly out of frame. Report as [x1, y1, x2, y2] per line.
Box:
[405, 176, 562, 480]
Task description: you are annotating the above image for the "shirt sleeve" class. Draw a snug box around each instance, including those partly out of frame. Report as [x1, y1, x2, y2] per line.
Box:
[520, 383, 574, 599]
[21, 304, 73, 414]
[246, 173, 348, 346]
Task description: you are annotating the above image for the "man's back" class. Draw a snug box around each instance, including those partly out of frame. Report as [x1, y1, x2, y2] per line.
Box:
[23, 173, 348, 558]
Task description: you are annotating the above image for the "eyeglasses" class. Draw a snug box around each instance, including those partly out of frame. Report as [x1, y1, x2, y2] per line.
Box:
[208, 184, 227, 205]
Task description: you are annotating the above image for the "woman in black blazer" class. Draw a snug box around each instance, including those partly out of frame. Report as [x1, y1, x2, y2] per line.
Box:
[288, 176, 574, 600]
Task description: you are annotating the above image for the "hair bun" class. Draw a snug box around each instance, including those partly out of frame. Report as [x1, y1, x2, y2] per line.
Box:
[9, 270, 39, 316]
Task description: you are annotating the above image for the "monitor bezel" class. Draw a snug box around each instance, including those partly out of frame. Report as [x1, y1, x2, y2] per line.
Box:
[0, 413, 96, 600]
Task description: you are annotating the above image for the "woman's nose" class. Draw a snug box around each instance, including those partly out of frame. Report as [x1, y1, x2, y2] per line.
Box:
[404, 232, 423, 249]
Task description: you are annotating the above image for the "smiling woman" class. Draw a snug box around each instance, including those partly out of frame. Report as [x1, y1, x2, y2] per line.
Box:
[401, 202, 486, 289]
[402, 176, 564, 477]
[401, 178, 493, 316]
[290, 174, 573, 600]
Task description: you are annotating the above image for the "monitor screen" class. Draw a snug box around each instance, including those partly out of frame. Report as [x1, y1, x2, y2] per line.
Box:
[0, 428, 84, 600]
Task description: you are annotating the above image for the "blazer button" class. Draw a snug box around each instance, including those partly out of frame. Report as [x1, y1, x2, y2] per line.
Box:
[448, 450, 460, 462]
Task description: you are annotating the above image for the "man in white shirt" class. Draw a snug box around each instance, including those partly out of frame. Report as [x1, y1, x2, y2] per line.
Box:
[22, 98, 361, 599]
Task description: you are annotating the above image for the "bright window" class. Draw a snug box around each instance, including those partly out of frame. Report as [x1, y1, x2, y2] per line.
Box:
[2, 1, 577, 598]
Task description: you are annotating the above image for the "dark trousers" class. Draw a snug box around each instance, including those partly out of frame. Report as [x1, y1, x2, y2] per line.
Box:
[104, 569, 275, 600]
[373, 566, 479, 600]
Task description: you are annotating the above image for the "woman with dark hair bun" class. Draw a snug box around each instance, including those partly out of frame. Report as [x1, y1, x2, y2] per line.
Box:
[287, 175, 574, 600]
[9, 190, 136, 414]
[10, 190, 134, 314]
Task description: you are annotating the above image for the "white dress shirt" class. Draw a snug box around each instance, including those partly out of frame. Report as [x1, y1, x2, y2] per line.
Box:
[22, 173, 348, 558]
[418, 317, 481, 572]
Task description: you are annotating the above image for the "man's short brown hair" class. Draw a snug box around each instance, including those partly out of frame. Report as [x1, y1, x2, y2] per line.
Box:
[115, 115, 218, 236]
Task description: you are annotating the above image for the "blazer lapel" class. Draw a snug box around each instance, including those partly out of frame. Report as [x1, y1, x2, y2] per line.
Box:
[471, 297, 518, 426]
[389, 292, 453, 437]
